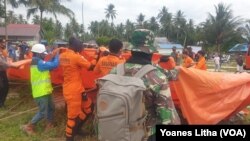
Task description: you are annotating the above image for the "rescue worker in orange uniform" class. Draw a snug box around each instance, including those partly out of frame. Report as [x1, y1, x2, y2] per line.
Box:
[195, 50, 207, 70]
[94, 39, 125, 77]
[158, 55, 176, 70]
[59, 37, 94, 141]
[182, 50, 194, 68]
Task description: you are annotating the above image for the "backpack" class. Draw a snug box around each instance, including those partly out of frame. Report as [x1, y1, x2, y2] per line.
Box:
[96, 64, 156, 141]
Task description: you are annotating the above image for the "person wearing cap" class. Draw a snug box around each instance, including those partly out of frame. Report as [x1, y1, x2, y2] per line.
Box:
[59, 37, 94, 141]
[21, 43, 60, 135]
[94, 38, 125, 77]
[109, 29, 180, 141]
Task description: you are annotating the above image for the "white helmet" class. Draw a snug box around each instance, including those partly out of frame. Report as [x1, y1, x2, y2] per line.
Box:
[31, 44, 47, 54]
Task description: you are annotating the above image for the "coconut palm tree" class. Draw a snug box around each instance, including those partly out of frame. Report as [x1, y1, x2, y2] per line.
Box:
[148, 16, 159, 34]
[137, 13, 145, 28]
[88, 21, 99, 37]
[124, 19, 135, 41]
[6, 10, 18, 23]
[0, 2, 4, 18]
[238, 20, 250, 42]
[32, 15, 40, 24]
[206, 3, 241, 52]
[19, 0, 74, 28]
[173, 10, 186, 43]
[17, 14, 27, 23]
[105, 3, 116, 25]
[157, 6, 173, 38]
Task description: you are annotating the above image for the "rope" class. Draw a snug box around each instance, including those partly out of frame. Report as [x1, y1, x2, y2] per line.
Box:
[9, 82, 29, 85]
[0, 100, 24, 117]
[0, 107, 38, 121]
[53, 85, 62, 89]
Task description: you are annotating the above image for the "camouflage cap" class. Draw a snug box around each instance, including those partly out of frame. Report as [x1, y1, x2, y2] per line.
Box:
[130, 29, 156, 53]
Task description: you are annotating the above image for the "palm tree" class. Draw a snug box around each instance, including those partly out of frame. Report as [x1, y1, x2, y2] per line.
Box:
[105, 3, 116, 25]
[157, 6, 172, 38]
[64, 23, 73, 40]
[0, 2, 5, 18]
[115, 23, 125, 40]
[54, 20, 63, 39]
[206, 3, 240, 52]
[32, 15, 40, 24]
[173, 10, 186, 43]
[148, 16, 159, 34]
[19, 0, 74, 29]
[6, 10, 18, 23]
[125, 19, 135, 41]
[7, 0, 18, 8]
[238, 20, 250, 42]
[137, 13, 145, 28]
[88, 21, 99, 37]
[17, 14, 27, 23]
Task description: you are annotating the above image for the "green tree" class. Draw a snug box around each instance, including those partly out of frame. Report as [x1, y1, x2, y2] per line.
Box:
[32, 15, 40, 24]
[20, 0, 74, 30]
[6, 10, 18, 23]
[96, 36, 111, 46]
[105, 3, 116, 25]
[148, 16, 159, 34]
[173, 10, 186, 43]
[17, 14, 27, 24]
[115, 23, 125, 40]
[238, 20, 250, 42]
[64, 23, 73, 40]
[205, 3, 241, 52]
[137, 13, 145, 28]
[54, 20, 63, 39]
[88, 21, 99, 37]
[157, 6, 173, 38]
[124, 19, 135, 41]
[0, 1, 4, 18]
[42, 18, 56, 44]
[105, 3, 116, 36]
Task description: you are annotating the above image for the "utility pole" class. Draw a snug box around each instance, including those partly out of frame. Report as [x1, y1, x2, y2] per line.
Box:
[4, 0, 8, 42]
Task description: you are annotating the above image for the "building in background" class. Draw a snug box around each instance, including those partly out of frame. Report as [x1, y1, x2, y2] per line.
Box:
[0, 24, 42, 42]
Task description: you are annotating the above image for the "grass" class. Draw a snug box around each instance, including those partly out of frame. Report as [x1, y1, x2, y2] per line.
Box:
[0, 83, 97, 141]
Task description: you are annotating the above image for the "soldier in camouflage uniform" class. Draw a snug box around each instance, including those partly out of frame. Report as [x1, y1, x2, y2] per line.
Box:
[110, 29, 180, 141]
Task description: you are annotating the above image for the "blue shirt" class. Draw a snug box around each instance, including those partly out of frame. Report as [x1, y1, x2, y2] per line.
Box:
[32, 55, 59, 71]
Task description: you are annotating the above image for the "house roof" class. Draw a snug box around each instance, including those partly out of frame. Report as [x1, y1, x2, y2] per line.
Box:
[228, 43, 248, 52]
[158, 43, 183, 49]
[0, 24, 40, 36]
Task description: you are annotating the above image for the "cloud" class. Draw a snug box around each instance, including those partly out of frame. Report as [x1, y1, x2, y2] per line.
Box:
[6, 0, 250, 29]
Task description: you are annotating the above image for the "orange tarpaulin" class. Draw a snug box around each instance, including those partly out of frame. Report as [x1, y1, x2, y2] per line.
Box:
[172, 67, 250, 124]
[7, 59, 32, 80]
[246, 52, 250, 69]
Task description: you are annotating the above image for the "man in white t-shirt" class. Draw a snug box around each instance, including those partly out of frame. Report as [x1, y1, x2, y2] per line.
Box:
[214, 53, 220, 72]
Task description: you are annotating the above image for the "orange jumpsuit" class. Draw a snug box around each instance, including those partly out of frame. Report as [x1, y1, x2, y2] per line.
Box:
[182, 56, 194, 68]
[94, 54, 125, 77]
[195, 56, 207, 70]
[59, 49, 92, 139]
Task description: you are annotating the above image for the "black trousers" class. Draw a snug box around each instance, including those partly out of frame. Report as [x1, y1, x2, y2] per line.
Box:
[0, 71, 9, 107]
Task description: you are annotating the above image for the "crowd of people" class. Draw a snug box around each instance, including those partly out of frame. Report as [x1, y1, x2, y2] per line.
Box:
[0, 28, 248, 141]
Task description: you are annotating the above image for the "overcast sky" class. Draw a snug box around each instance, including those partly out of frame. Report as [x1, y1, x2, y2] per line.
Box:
[8, 0, 250, 28]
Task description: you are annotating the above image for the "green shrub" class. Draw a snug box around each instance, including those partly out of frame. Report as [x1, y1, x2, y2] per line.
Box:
[96, 36, 111, 46]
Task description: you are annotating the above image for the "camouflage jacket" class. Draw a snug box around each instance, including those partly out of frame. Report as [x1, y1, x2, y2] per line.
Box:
[110, 51, 180, 136]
